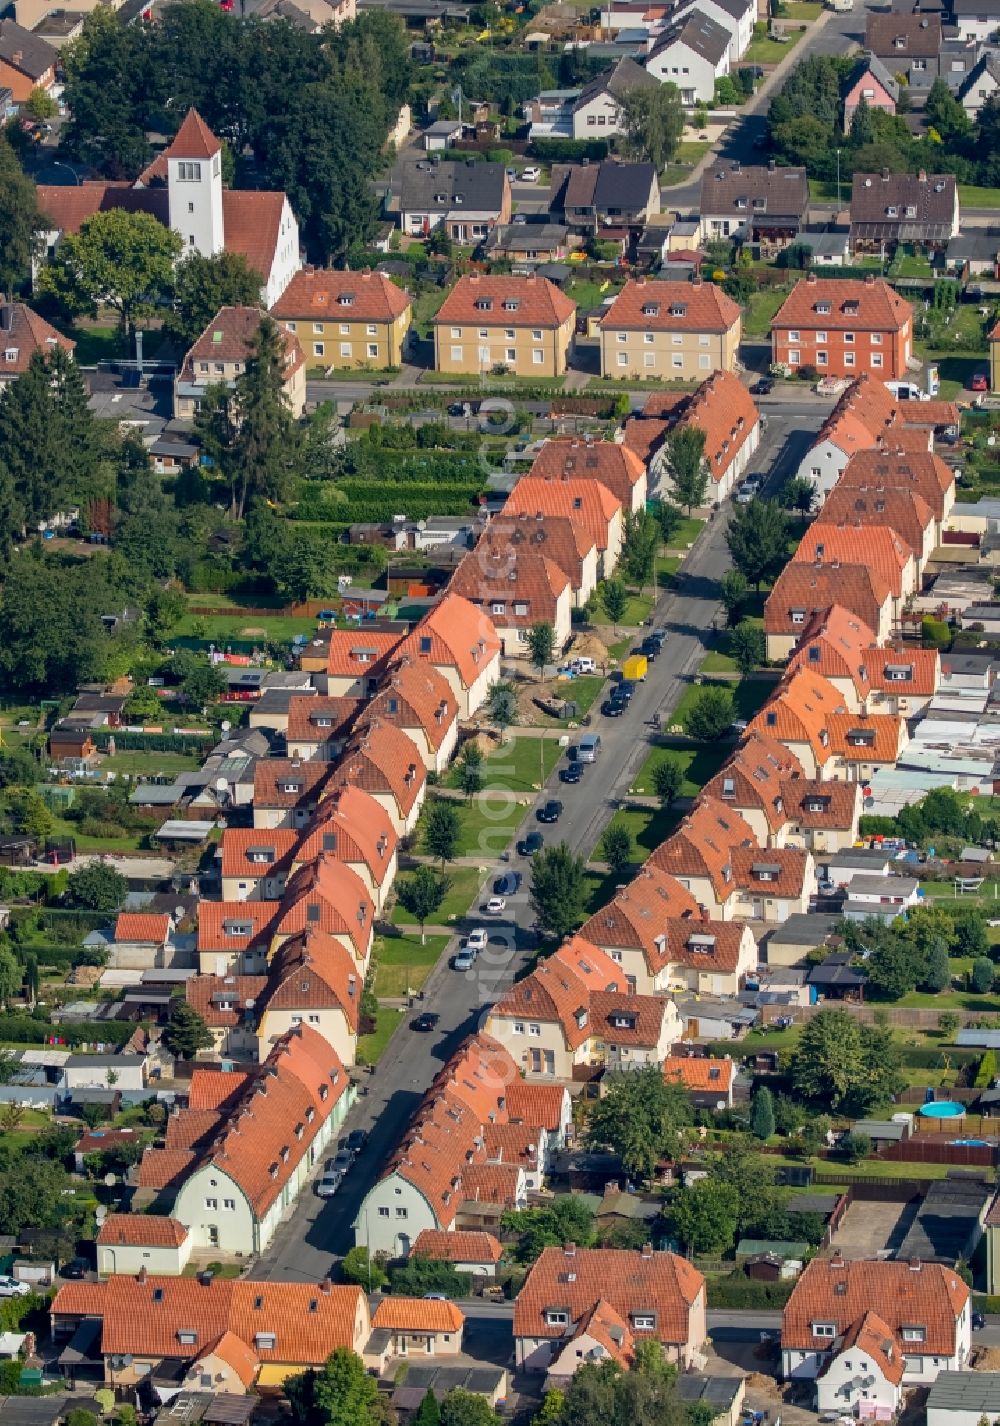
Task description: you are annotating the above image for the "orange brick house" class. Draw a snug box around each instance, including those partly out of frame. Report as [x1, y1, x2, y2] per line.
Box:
[772, 275, 913, 380]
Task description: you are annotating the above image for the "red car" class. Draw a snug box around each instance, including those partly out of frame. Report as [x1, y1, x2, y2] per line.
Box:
[970, 372, 989, 392]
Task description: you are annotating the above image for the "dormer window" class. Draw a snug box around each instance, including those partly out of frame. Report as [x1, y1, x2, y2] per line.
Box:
[177, 1330, 198, 1346]
[503, 299, 520, 312]
[222, 920, 253, 937]
[902, 1326, 926, 1343]
[815, 302, 831, 314]
[474, 298, 494, 312]
[641, 303, 660, 317]
[722, 777, 735, 799]
[812, 1322, 836, 1338]
[735, 197, 748, 209]
[281, 781, 303, 794]
[751, 197, 766, 210]
[886, 206, 898, 217]
[338, 294, 354, 307]
[546, 1310, 569, 1326]
[669, 304, 687, 318]
[905, 205, 917, 217]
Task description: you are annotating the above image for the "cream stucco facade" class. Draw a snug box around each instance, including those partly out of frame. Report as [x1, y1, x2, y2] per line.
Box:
[600, 317, 741, 381]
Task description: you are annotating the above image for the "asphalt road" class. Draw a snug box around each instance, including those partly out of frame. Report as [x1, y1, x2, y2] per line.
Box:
[249, 395, 829, 1283]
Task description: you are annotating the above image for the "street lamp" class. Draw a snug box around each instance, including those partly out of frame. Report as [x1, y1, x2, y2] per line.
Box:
[50, 159, 80, 186]
[835, 148, 841, 210]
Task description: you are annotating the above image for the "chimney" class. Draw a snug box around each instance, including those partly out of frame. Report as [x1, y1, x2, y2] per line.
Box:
[136, 1266, 148, 1284]
[564, 1242, 576, 1257]
[909, 1257, 921, 1272]
[830, 1250, 845, 1268]
[700, 905, 711, 924]
[918, 168, 927, 182]
[865, 272, 876, 286]
[768, 158, 776, 172]
[641, 1242, 654, 1258]
[320, 1277, 333, 1294]
[806, 270, 817, 284]
[881, 168, 890, 182]
[199, 1270, 214, 1287]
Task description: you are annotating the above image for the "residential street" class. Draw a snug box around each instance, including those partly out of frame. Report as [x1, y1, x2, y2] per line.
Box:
[249, 395, 831, 1283]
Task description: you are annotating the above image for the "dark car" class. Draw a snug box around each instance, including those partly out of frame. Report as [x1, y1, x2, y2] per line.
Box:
[518, 831, 544, 856]
[560, 761, 584, 784]
[412, 1011, 440, 1032]
[973, 1311, 987, 1330]
[602, 698, 625, 717]
[60, 1258, 89, 1279]
[617, 680, 636, 704]
[751, 377, 775, 396]
[640, 638, 659, 661]
[537, 799, 563, 824]
[343, 1128, 369, 1154]
[493, 870, 522, 895]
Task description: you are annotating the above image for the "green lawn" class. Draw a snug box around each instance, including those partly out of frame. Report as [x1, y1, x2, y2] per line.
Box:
[411, 287, 448, 338]
[667, 677, 772, 732]
[959, 185, 1000, 209]
[102, 749, 203, 776]
[48, 813, 145, 853]
[782, 1, 821, 16]
[745, 29, 802, 61]
[675, 139, 714, 163]
[390, 867, 483, 926]
[743, 286, 791, 338]
[629, 741, 731, 798]
[890, 254, 934, 279]
[919, 879, 1000, 903]
[70, 324, 168, 366]
[581, 868, 624, 916]
[357, 1007, 405, 1066]
[460, 737, 563, 795]
[597, 803, 685, 860]
[416, 788, 528, 859]
[565, 277, 622, 313]
[700, 651, 739, 673]
[617, 592, 656, 627]
[664, 516, 705, 550]
[373, 933, 449, 997]
[657, 556, 682, 588]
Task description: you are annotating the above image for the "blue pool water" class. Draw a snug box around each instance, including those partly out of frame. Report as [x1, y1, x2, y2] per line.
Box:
[919, 1100, 966, 1118]
[951, 1138, 988, 1147]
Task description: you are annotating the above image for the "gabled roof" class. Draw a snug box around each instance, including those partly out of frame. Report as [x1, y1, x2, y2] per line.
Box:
[435, 274, 575, 330]
[355, 657, 458, 753]
[827, 1310, 904, 1386]
[657, 917, 751, 974]
[700, 162, 809, 221]
[329, 720, 426, 819]
[648, 796, 756, 901]
[850, 171, 956, 234]
[252, 758, 332, 809]
[505, 1080, 569, 1130]
[825, 710, 903, 764]
[220, 827, 298, 882]
[114, 912, 171, 945]
[782, 1256, 968, 1355]
[663, 1055, 735, 1094]
[181, 307, 303, 384]
[794, 523, 911, 596]
[773, 277, 913, 334]
[478, 513, 597, 590]
[779, 777, 859, 830]
[372, 1297, 465, 1333]
[0, 19, 56, 77]
[412, 1229, 504, 1263]
[197, 901, 277, 956]
[271, 267, 411, 324]
[835, 448, 954, 522]
[400, 157, 507, 216]
[186, 973, 267, 1028]
[449, 532, 570, 626]
[292, 784, 397, 887]
[396, 592, 502, 689]
[731, 844, 810, 898]
[257, 927, 362, 1032]
[324, 629, 403, 680]
[786, 605, 877, 700]
[0, 300, 75, 377]
[514, 1246, 705, 1344]
[505, 474, 621, 551]
[648, 8, 730, 65]
[528, 438, 645, 505]
[573, 56, 658, 111]
[276, 855, 374, 959]
[764, 563, 893, 637]
[579, 864, 700, 965]
[820, 484, 936, 558]
[679, 371, 759, 484]
[702, 730, 804, 834]
[601, 279, 741, 334]
[865, 646, 939, 695]
[865, 11, 942, 58]
[589, 990, 671, 1046]
[96, 1214, 189, 1248]
[748, 667, 847, 769]
[492, 938, 622, 1047]
[286, 695, 359, 747]
[561, 1298, 634, 1367]
[844, 53, 900, 103]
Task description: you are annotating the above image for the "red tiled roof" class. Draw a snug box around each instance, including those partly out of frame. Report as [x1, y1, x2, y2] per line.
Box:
[786, 605, 879, 702]
[479, 513, 597, 592]
[435, 274, 575, 330]
[601, 279, 740, 333]
[748, 667, 847, 770]
[220, 828, 298, 882]
[114, 913, 171, 944]
[866, 646, 939, 696]
[186, 974, 266, 1028]
[663, 1055, 734, 1094]
[579, 864, 699, 965]
[137, 1148, 197, 1191]
[38, 183, 169, 235]
[589, 990, 669, 1046]
[412, 1230, 503, 1263]
[203, 1329, 259, 1388]
[622, 416, 672, 468]
[679, 371, 759, 486]
[0, 300, 74, 377]
[96, 1214, 189, 1248]
[372, 1297, 465, 1333]
[221, 190, 288, 287]
[460, 1160, 523, 1206]
[657, 917, 750, 974]
[395, 593, 502, 691]
[285, 695, 359, 748]
[355, 657, 457, 754]
[825, 710, 902, 764]
[253, 759, 332, 810]
[51, 1277, 366, 1369]
[169, 108, 222, 159]
[330, 721, 426, 820]
[764, 563, 893, 638]
[276, 855, 374, 960]
[505, 475, 621, 552]
[272, 268, 411, 324]
[181, 307, 303, 384]
[491, 938, 622, 1048]
[779, 777, 859, 829]
[701, 730, 804, 835]
[835, 448, 954, 522]
[258, 927, 362, 1032]
[197, 901, 277, 956]
[188, 1069, 249, 1112]
[794, 523, 911, 596]
[449, 534, 569, 628]
[293, 784, 397, 887]
[528, 438, 645, 506]
[325, 629, 402, 680]
[505, 1080, 568, 1131]
[514, 1246, 704, 1344]
[820, 485, 936, 559]
[823, 1310, 903, 1387]
[648, 796, 756, 901]
[774, 276, 912, 334]
[898, 399, 960, 430]
[731, 844, 810, 898]
[782, 1258, 968, 1355]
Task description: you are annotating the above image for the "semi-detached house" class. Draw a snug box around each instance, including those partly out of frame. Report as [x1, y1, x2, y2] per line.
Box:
[527, 437, 648, 514]
[449, 526, 573, 655]
[504, 473, 623, 578]
[701, 731, 802, 846]
[284, 695, 359, 762]
[478, 513, 600, 610]
[647, 796, 758, 920]
[821, 485, 937, 572]
[290, 783, 399, 910]
[772, 274, 913, 381]
[673, 0, 755, 63]
[834, 447, 956, 534]
[849, 171, 959, 254]
[764, 562, 895, 660]
[393, 592, 502, 717]
[746, 667, 847, 779]
[645, 10, 731, 103]
[599, 278, 742, 382]
[353, 657, 459, 774]
[794, 523, 917, 603]
[328, 721, 427, 836]
[699, 161, 809, 248]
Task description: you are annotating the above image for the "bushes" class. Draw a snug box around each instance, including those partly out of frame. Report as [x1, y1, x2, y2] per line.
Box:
[388, 1256, 472, 1297]
[706, 1275, 795, 1309]
[0, 1013, 134, 1047]
[922, 617, 952, 649]
[528, 137, 609, 162]
[975, 1050, 998, 1088]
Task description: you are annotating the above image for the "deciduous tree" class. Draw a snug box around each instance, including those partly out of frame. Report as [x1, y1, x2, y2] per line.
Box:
[600, 821, 633, 876]
[486, 681, 517, 745]
[726, 498, 790, 590]
[670, 1178, 739, 1256]
[0, 132, 42, 295]
[719, 569, 749, 626]
[68, 859, 127, 911]
[530, 841, 586, 940]
[684, 685, 734, 742]
[585, 1066, 691, 1180]
[423, 800, 461, 870]
[527, 622, 555, 681]
[165, 251, 264, 350]
[39, 208, 182, 334]
[618, 80, 684, 171]
[729, 620, 766, 676]
[600, 577, 628, 631]
[396, 867, 450, 944]
[651, 756, 683, 808]
[665, 426, 708, 513]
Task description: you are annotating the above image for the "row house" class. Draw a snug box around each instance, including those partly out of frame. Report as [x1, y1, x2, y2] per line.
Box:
[505, 473, 623, 579]
[320, 629, 403, 698]
[449, 526, 574, 656]
[824, 711, 907, 784]
[528, 437, 648, 514]
[794, 522, 918, 604]
[772, 274, 914, 382]
[353, 658, 459, 775]
[794, 374, 914, 504]
[270, 855, 375, 971]
[834, 447, 956, 537]
[599, 278, 742, 384]
[646, 796, 757, 920]
[291, 784, 398, 910]
[849, 171, 959, 256]
[486, 936, 681, 1079]
[220, 828, 299, 901]
[549, 160, 660, 234]
[787, 605, 939, 716]
[747, 667, 848, 779]
[137, 1026, 352, 1257]
[675, 370, 760, 503]
[328, 721, 427, 837]
[728, 845, 817, 923]
[253, 758, 332, 831]
[51, 1276, 369, 1392]
[764, 562, 895, 661]
[821, 485, 937, 572]
[478, 513, 600, 610]
[395, 592, 502, 717]
[284, 696, 359, 762]
[699, 160, 809, 250]
[584, 899, 757, 998]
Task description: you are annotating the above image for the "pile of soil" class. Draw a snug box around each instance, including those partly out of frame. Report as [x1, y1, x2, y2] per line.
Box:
[568, 631, 611, 663]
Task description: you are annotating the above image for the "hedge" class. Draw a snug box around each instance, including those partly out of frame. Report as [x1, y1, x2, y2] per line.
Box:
[528, 137, 610, 161]
[92, 731, 213, 753]
[296, 493, 480, 524]
[706, 1276, 795, 1309]
[0, 1013, 134, 1047]
[975, 1050, 998, 1088]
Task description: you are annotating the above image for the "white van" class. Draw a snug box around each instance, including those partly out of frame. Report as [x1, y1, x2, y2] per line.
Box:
[578, 733, 601, 763]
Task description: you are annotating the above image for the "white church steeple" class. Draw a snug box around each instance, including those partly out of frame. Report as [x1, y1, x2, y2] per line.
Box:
[167, 109, 225, 259]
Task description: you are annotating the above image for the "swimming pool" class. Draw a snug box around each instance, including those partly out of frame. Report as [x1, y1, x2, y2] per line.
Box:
[919, 1100, 966, 1119]
[951, 1138, 988, 1147]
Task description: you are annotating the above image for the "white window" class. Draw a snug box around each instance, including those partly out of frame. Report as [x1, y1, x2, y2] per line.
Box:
[308, 1013, 320, 1024]
[378, 1206, 390, 1217]
[815, 331, 828, 344]
[291, 1014, 303, 1025]
[617, 353, 628, 367]
[341, 343, 351, 357]
[644, 354, 655, 368]
[672, 355, 683, 368]
[817, 351, 828, 366]
[844, 352, 856, 367]
[633, 1315, 655, 1331]
[177, 161, 201, 181]
[367, 324, 377, 336]
[368, 344, 378, 358]
[3, 349, 18, 364]
[313, 323, 323, 334]
[671, 334, 683, 345]
[205, 1197, 218, 1210]
[285, 322, 297, 332]
[699, 354, 710, 369]
[223, 1198, 236, 1211]
[478, 328, 488, 339]
[616, 332, 627, 344]
[699, 335, 710, 346]
[339, 323, 349, 335]
[529, 1023, 541, 1036]
[812, 1323, 836, 1338]
[514, 602, 528, 616]
[396, 1207, 408, 1218]
[870, 332, 883, 344]
[255, 1333, 276, 1351]
[451, 346, 462, 362]
[788, 330, 800, 342]
[644, 332, 654, 344]
[504, 329, 515, 339]
[789, 350, 800, 365]
[546, 1311, 569, 1326]
[313, 343, 324, 357]
[506, 349, 516, 362]
[532, 350, 544, 365]
[532, 329, 542, 341]
[843, 331, 855, 343]
[450, 327, 461, 339]
[513, 1021, 525, 1034]
[871, 353, 883, 369]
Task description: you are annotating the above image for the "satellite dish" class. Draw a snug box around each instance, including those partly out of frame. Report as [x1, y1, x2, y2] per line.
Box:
[104, 1173, 117, 1187]
[95, 1205, 107, 1223]
[221, 720, 231, 733]
[216, 777, 228, 792]
[174, 905, 185, 921]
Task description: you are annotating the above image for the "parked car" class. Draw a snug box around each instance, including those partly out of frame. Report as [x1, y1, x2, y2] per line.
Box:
[518, 831, 544, 856]
[454, 946, 477, 971]
[973, 1311, 986, 1330]
[736, 475, 763, 504]
[560, 761, 584, 784]
[60, 1259, 89, 1280]
[537, 799, 563, 824]
[330, 1148, 355, 1175]
[570, 656, 595, 674]
[640, 637, 659, 661]
[971, 371, 989, 392]
[343, 1129, 369, 1153]
[493, 871, 522, 895]
[521, 165, 540, 182]
[315, 1169, 343, 1198]
[466, 928, 489, 951]
[512, 213, 527, 225]
[751, 377, 774, 396]
[412, 1011, 440, 1032]
[602, 698, 625, 717]
[485, 895, 506, 915]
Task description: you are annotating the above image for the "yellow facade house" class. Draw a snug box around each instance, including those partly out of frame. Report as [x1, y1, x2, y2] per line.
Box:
[433, 273, 576, 378]
[599, 277, 742, 381]
[271, 267, 412, 371]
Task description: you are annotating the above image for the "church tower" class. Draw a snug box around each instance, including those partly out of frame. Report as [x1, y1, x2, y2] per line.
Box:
[167, 109, 225, 259]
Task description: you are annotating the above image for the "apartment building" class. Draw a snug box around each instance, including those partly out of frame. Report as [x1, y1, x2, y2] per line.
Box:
[599, 278, 741, 381]
[772, 274, 913, 380]
[271, 268, 412, 370]
[433, 274, 576, 378]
